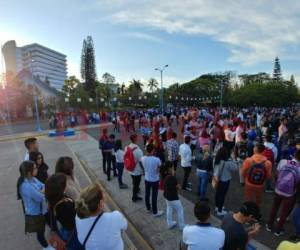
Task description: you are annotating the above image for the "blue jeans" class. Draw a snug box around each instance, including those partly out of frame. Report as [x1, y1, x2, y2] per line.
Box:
[197, 170, 208, 199]
[293, 204, 300, 236]
[60, 228, 82, 250]
[116, 162, 124, 186]
[145, 181, 159, 214]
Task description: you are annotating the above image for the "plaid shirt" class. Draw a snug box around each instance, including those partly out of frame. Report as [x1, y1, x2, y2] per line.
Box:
[166, 139, 179, 162]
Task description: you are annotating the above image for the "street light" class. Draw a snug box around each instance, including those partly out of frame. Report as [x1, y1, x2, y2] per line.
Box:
[29, 55, 42, 132]
[155, 64, 168, 114]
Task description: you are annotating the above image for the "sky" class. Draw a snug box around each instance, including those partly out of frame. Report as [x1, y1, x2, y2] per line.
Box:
[1, 0, 300, 88]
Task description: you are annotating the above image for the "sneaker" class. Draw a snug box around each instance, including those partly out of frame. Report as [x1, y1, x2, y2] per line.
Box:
[119, 184, 128, 189]
[153, 210, 164, 217]
[217, 210, 227, 216]
[183, 187, 192, 191]
[168, 221, 177, 229]
[215, 207, 226, 213]
[132, 197, 143, 202]
[265, 224, 272, 232]
[265, 189, 274, 193]
[274, 230, 285, 237]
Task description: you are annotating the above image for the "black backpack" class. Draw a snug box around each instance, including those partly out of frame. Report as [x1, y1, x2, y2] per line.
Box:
[248, 161, 267, 185]
[237, 141, 248, 160]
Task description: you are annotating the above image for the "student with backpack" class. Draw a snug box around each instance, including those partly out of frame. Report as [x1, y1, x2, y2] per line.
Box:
[124, 134, 144, 202]
[266, 149, 300, 237]
[242, 143, 272, 206]
[263, 134, 278, 193]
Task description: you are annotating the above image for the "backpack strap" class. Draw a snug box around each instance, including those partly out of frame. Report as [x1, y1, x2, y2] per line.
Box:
[83, 212, 103, 247]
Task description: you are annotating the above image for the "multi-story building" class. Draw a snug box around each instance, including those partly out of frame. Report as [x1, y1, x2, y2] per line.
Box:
[2, 40, 67, 90]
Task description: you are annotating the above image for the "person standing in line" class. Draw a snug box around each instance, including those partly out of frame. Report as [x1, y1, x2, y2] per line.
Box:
[99, 128, 109, 174]
[182, 200, 225, 250]
[242, 143, 272, 207]
[45, 173, 82, 249]
[29, 151, 49, 184]
[102, 134, 118, 181]
[17, 161, 54, 250]
[162, 161, 185, 230]
[213, 147, 238, 216]
[125, 134, 144, 202]
[114, 140, 128, 189]
[166, 132, 179, 172]
[221, 202, 261, 250]
[24, 137, 39, 160]
[141, 143, 164, 217]
[266, 150, 300, 237]
[234, 132, 249, 186]
[179, 136, 192, 191]
[75, 183, 128, 250]
[55, 156, 81, 201]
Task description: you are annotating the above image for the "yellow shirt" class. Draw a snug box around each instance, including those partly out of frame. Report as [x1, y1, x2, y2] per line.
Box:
[277, 241, 300, 250]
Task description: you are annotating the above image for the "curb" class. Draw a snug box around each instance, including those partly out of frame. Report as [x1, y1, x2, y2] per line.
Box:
[73, 152, 153, 250]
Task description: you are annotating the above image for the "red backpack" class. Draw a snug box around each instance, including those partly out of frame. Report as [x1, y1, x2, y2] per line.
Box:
[124, 147, 137, 171]
[263, 147, 275, 165]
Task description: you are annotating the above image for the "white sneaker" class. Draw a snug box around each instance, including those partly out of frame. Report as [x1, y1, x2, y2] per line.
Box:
[43, 246, 55, 250]
[153, 210, 164, 217]
[215, 207, 226, 213]
[168, 221, 177, 229]
[217, 210, 227, 216]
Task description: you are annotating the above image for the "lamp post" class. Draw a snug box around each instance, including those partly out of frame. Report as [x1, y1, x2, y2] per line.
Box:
[220, 79, 224, 109]
[155, 64, 168, 114]
[29, 54, 42, 131]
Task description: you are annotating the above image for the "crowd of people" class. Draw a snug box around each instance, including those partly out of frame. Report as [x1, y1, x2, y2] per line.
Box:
[17, 106, 300, 250]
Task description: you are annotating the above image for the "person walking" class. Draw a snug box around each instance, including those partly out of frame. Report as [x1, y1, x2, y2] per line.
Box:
[242, 143, 272, 207]
[141, 143, 164, 217]
[17, 161, 54, 250]
[125, 134, 144, 202]
[76, 183, 128, 250]
[213, 147, 238, 216]
[179, 136, 192, 191]
[266, 150, 300, 236]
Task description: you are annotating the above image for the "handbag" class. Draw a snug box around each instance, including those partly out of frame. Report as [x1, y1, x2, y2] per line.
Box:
[212, 161, 225, 190]
[48, 198, 74, 250]
[25, 214, 45, 233]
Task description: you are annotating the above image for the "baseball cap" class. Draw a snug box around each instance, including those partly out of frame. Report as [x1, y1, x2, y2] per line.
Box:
[240, 201, 261, 221]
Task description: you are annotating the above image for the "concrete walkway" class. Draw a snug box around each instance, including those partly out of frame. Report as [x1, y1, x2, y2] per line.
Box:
[66, 132, 271, 250]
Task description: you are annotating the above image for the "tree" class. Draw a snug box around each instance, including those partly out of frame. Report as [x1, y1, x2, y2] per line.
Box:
[62, 76, 80, 97]
[290, 75, 295, 84]
[129, 79, 143, 93]
[102, 72, 116, 85]
[273, 56, 282, 81]
[81, 36, 97, 97]
[148, 78, 158, 92]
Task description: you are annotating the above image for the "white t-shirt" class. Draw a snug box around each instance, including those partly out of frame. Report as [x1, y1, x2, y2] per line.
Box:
[183, 224, 225, 250]
[24, 152, 29, 161]
[141, 155, 161, 182]
[179, 143, 192, 167]
[76, 211, 128, 250]
[115, 149, 125, 163]
[125, 143, 143, 176]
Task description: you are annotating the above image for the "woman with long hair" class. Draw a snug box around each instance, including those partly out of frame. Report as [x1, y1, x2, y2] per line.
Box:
[213, 147, 238, 216]
[17, 161, 53, 250]
[29, 151, 49, 184]
[75, 183, 127, 250]
[45, 173, 81, 249]
[55, 157, 81, 200]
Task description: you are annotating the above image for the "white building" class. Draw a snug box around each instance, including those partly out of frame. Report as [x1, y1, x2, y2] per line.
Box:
[2, 40, 67, 90]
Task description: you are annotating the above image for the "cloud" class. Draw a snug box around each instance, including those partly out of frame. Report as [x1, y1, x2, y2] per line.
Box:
[122, 32, 165, 44]
[95, 0, 300, 66]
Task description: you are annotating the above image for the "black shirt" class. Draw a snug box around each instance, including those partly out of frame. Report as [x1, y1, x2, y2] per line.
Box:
[221, 214, 248, 250]
[36, 164, 49, 184]
[163, 175, 179, 201]
[55, 200, 76, 231]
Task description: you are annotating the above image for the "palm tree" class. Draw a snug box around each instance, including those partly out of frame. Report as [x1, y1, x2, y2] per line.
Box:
[130, 79, 144, 92]
[148, 78, 158, 93]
